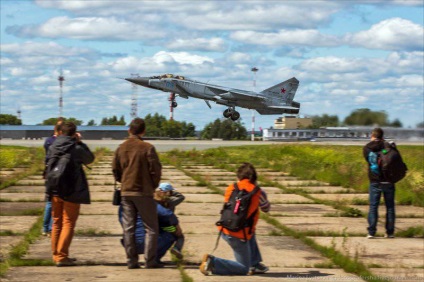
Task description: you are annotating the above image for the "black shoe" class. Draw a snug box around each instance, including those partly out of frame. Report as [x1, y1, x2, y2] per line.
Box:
[145, 263, 165, 269]
[56, 258, 76, 267]
[128, 263, 141, 269]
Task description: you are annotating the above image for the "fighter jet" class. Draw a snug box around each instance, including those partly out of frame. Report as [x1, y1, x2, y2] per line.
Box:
[125, 74, 300, 121]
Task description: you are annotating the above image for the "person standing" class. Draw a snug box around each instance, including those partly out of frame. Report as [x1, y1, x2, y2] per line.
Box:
[42, 120, 63, 237]
[47, 121, 95, 266]
[112, 118, 162, 269]
[363, 127, 396, 239]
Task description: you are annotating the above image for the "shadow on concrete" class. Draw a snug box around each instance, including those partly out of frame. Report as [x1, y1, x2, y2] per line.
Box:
[257, 270, 335, 278]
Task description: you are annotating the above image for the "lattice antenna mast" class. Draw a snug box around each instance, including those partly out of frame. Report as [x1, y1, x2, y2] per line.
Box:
[251, 67, 258, 141]
[58, 69, 65, 118]
[130, 73, 139, 119]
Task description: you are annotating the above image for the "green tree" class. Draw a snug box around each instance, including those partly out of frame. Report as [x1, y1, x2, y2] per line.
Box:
[87, 119, 97, 126]
[201, 118, 247, 140]
[66, 117, 83, 126]
[417, 121, 424, 128]
[309, 114, 339, 128]
[390, 118, 402, 128]
[163, 120, 182, 138]
[344, 108, 389, 126]
[143, 113, 196, 138]
[0, 114, 22, 125]
[181, 121, 196, 137]
[41, 117, 82, 125]
[100, 115, 126, 125]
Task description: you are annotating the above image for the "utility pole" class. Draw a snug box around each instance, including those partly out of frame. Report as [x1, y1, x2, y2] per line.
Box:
[58, 69, 65, 118]
[251, 67, 258, 141]
[130, 73, 139, 119]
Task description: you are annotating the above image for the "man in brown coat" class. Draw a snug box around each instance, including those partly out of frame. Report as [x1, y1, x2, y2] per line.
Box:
[112, 118, 162, 269]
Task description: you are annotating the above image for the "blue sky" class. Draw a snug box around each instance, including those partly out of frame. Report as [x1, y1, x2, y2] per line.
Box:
[1, 0, 423, 130]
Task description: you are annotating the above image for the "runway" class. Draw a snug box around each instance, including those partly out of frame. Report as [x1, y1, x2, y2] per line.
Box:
[1, 139, 421, 152]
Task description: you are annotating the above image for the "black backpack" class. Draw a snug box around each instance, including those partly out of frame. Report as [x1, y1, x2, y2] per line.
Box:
[379, 142, 408, 183]
[216, 183, 260, 238]
[45, 144, 75, 198]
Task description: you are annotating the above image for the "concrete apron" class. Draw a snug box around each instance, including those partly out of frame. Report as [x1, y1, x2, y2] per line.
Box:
[2, 156, 423, 281]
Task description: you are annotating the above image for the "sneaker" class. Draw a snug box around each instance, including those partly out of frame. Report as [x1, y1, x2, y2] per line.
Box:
[199, 254, 213, 276]
[384, 234, 395, 238]
[56, 258, 76, 267]
[366, 234, 375, 239]
[249, 262, 269, 275]
[171, 247, 184, 260]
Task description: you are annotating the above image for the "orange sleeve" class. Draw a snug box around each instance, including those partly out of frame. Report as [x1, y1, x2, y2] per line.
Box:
[247, 189, 260, 218]
[223, 183, 234, 203]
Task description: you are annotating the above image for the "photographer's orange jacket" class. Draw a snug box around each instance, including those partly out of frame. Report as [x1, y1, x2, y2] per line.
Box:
[218, 179, 260, 240]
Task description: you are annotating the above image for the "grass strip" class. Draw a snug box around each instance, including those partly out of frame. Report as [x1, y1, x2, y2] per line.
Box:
[164, 156, 391, 282]
[0, 216, 45, 277]
[261, 213, 390, 282]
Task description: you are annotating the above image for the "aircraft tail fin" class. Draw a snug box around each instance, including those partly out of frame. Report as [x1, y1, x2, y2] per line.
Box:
[261, 77, 299, 104]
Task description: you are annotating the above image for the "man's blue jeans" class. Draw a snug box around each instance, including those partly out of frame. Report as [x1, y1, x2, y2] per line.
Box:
[211, 233, 262, 275]
[43, 201, 53, 233]
[367, 182, 395, 236]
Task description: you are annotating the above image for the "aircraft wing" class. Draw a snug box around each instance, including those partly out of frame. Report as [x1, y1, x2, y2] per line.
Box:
[206, 85, 265, 101]
[267, 106, 299, 110]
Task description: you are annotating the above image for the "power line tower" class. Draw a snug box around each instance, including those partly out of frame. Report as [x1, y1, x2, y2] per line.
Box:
[130, 73, 139, 119]
[58, 69, 65, 118]
[251, 67, 258, 141]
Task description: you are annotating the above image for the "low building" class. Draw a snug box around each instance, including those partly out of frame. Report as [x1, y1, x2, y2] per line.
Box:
[263, 126, 424, 141]
[274, 116, 312, 129]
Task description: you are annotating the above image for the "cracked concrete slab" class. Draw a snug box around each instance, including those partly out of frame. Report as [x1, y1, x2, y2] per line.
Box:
[0, 216, 39, 233]
[269, 204, 338, 217]
[312, 237, 424, 268]
[2, 266, 182, 282]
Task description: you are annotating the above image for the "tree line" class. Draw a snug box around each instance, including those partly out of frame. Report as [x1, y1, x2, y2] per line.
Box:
[307, 108, 405, 128]
[1, 108, 422, 140]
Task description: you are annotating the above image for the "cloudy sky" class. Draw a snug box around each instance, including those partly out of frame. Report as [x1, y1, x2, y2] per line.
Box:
[1, 0, 423, 130]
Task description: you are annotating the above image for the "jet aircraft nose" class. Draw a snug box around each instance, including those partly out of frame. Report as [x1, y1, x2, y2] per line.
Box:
[125, 77, 150, 87]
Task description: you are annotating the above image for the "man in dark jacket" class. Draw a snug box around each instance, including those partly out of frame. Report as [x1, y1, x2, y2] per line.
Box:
[363, 127, 395, 239]
[112, 118, 162, 269]
[46, 121, 95, 266]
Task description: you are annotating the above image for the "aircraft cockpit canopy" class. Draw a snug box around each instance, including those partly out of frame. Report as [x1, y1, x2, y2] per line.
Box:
[150, 74, 186, 80]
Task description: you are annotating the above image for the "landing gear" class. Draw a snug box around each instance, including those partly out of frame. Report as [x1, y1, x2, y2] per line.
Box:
[169, 93, 177, 120]
[223, 109, 232, 118]
[222, 107, 240, 121]
[230, 111, 240, 121]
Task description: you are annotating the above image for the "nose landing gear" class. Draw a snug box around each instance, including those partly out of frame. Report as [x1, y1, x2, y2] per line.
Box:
[223, 107, 240, 121]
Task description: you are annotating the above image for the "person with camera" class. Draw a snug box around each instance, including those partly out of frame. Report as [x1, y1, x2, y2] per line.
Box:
[46, 121, 95, 267]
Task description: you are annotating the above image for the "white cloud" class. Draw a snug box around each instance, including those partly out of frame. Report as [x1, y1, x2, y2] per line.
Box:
[6, 16, 166, 40]
[153, 51, 214, 65]
[345, 18, 424, 51]
[166, 38, 227, 52]
[231, 29, 341, 47]
[1, 41, 95, 57]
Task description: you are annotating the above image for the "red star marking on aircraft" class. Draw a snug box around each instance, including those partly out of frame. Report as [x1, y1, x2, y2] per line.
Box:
[281, 88, 286, 94]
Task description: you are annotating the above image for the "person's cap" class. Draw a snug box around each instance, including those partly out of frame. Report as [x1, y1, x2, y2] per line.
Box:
[158, 183, 174, 192]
